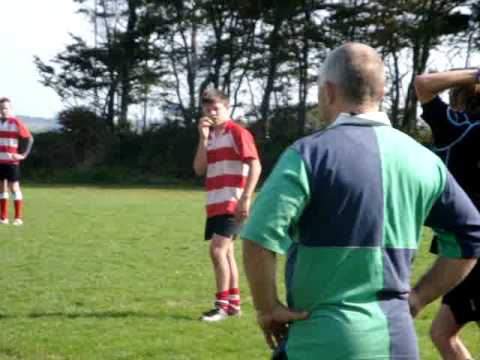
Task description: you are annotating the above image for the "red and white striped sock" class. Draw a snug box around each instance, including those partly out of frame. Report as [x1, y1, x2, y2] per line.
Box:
[0, 193, 8, 220]
[13, 191, 23, 220]
[215, 290, 230, 311]
[228, 288, 241, 314]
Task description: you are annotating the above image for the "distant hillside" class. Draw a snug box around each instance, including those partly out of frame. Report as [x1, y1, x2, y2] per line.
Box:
[18, 115, 61, 133]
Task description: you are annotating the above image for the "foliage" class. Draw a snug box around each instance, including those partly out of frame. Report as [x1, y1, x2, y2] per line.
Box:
[35, 0, 479, 136]
[30, 0, 480, 182]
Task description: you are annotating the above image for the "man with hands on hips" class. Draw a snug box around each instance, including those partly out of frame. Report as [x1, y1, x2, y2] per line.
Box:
[241, 43, 480, 360]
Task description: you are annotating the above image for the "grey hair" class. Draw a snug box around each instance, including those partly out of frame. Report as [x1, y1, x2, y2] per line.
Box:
[318, 43, 385, 105]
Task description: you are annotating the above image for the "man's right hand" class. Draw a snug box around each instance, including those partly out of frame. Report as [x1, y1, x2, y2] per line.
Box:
[256, 301, 309, 350]
[198, 117, 213, 140]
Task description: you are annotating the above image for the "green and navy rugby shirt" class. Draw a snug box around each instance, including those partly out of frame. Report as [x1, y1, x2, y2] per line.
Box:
[241, 112, 480, 360]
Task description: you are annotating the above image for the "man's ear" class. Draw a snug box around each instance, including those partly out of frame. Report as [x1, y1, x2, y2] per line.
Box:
[377, 87, 385, 102]
[324, 81, 336, 105]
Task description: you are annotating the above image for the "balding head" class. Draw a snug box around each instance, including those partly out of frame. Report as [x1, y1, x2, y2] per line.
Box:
[319, 43, 385, 107]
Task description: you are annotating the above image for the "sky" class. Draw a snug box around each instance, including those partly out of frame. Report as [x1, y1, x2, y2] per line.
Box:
[0, 1, 90, 119]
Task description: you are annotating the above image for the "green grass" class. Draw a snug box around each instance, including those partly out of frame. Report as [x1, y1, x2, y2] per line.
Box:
[0, 185, 478, 359]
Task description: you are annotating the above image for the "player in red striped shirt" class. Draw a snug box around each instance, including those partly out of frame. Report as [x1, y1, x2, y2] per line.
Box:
[0, 97, 34, 225]
[194, 89, 261, 322]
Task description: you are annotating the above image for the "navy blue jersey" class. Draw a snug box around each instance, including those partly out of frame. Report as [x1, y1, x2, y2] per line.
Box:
[421, 96, 480, 204]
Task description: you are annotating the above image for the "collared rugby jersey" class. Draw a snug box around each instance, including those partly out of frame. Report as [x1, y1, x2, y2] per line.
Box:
[0, 117, 31, 165]
[242, 112, 480, 359]
[206, 120, 259, 217]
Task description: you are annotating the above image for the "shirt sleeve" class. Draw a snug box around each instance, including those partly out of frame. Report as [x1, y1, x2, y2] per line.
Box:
[230, 125, 259, 161]
[421, 96, 471, 148]
[425, 170, 480, 258]
[240, 148, 311, 255]
[15, 118, 32, 138]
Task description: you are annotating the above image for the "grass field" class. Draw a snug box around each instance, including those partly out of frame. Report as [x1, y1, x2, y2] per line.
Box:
[0, 185, 478, 360]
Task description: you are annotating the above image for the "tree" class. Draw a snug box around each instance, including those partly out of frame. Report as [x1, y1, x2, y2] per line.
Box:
[35, 0, 161, 131]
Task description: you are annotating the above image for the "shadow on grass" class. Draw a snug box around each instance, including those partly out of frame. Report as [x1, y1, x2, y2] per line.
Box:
[22, 180, 204, 192]
[0, 310, 195, 321]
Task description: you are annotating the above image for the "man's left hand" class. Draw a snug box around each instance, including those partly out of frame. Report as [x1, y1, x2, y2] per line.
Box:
[408, 288, 423, 318]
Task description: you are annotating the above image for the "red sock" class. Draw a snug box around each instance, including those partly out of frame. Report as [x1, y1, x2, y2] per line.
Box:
[228, 288, 241, 313]
[0, 198, 7, 220]
[14, 200, 22, 219]
[215, 290, 229, 311]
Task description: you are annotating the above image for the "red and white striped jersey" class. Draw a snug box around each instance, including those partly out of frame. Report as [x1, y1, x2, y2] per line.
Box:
[0, 117, 32, 164]
[206, 120, 259, 217]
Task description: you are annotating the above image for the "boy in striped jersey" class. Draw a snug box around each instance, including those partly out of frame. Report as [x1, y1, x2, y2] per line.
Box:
[0, 98, 33, 225]
[194, 89, 261, 322]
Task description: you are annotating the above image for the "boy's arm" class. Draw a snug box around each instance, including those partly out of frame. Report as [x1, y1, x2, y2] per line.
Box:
[414, 68, 479, 104]
[22, 135, 34, 158]
[193, 139, 208, 176]
[193, 117, 212, 176]
[12, 135, 34, 161]
[235, 158, 261, 222]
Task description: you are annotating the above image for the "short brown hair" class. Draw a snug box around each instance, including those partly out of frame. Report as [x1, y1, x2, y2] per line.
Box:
[0, 97, 11, 105]
[201, 89, 229, 106]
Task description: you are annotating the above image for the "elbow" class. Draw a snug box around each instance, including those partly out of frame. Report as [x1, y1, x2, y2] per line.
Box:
[253, 159, 262, 175]
[193, 165, 205, 177]
[414, 75, 430, 99]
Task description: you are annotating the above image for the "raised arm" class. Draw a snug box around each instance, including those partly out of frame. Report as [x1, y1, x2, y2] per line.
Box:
[414, 68, 480, 104]
[193, 117, 212, 176]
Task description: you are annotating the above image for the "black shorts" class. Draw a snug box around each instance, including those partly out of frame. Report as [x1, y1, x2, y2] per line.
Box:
[442, 264, 480, 325]
[204, 214, 241, 240]
[0, 164, 20, 182]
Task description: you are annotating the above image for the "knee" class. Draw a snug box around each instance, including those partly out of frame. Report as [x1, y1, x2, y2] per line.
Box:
[430, 324, 444, 346]
[430, 324, 456, 350]
[9, 182, 20, 193]
[209, 243, 227, 263]
[12, 191, 22, 201]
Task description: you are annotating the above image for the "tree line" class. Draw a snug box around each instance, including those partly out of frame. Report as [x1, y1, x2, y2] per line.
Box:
[26, 0, 480, 183]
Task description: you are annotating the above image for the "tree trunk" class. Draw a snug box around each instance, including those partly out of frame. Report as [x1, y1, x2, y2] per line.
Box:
[260, 18, 283, 138]
[118, 0, 138, 129]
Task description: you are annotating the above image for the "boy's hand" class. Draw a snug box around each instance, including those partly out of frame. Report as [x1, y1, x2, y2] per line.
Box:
[235, 195, 251, 223]
[11, 153, 25, 161]
[198, 117, 213, 140]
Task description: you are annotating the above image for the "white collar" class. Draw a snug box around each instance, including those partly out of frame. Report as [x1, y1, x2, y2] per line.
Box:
[327, 112, 391, 129]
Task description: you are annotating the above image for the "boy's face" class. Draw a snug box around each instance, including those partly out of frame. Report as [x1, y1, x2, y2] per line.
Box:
[0, 101, 12, 119]
[202, 100, 230, 126]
